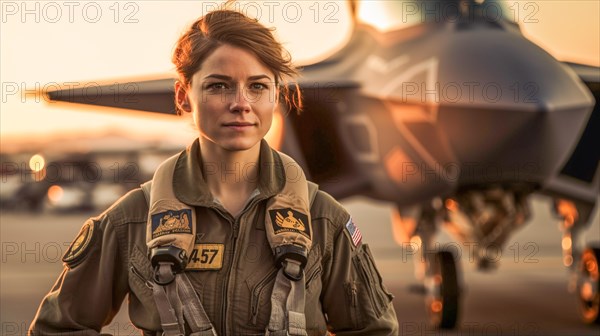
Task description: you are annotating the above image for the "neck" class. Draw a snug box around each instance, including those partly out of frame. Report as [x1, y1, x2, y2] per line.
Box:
[199, 138, 261, 198]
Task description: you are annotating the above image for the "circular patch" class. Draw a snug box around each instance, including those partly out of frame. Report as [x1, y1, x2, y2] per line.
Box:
[62, 219, 97, 268]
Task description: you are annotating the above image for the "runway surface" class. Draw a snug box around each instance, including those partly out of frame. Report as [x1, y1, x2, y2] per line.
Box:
[1, 195, 599, 335]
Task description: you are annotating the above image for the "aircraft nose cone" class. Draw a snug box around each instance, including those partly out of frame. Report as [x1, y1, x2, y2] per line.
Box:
[440, 28, 593, 111]
[433, 27, 594, 185]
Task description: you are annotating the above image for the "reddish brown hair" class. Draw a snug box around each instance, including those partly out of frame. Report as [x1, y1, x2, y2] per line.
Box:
[172, 9, 302, 114]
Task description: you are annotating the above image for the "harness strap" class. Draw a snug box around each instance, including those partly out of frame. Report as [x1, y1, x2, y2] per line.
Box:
[141, 150, 319, 336]
[145, 154, 196, 258]
[176, 274, 218, 336]
[265, 152, 313, 263]
[166, 279, 184, 333]
[150, 267, 183, 336]
[265, 153, 318, 336]
[143, 180, 217, 335]
[266, 259, 308, 336]
[150, 273, 217, 336]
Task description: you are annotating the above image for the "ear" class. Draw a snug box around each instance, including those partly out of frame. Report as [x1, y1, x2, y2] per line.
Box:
[175, 80, 192, 113]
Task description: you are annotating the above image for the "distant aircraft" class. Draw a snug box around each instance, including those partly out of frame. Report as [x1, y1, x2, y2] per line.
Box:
[46, 0, 600, 328]
[0, 138, 179, 212]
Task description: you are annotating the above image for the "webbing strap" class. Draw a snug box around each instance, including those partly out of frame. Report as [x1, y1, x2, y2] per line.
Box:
[151, 267, 217, 335]
[141, 167, 321, 336]
[176, 274, 218, 336]
[151, 264, 183, 336]
[145, 154, 196, 259]
[265, 182, 317, 336]
[266, 259, 308, 336]
[166, 281, 184, 333]
[144, 180, 216, 336]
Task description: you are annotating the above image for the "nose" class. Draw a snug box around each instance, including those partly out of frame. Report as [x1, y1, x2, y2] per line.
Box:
[229, 86, 252, 113]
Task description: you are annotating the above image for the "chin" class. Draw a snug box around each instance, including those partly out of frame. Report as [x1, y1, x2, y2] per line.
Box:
[220, 138, 261, 152]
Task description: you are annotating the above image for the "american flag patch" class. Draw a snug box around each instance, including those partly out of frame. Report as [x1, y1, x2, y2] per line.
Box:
[345, 217, 362, 247]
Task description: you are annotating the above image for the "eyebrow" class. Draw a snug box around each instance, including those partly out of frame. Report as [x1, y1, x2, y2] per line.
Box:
[203, 74, 273, 81]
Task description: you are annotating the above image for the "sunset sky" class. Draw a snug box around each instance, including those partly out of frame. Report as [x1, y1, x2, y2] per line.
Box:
[1, 0, 599, 147]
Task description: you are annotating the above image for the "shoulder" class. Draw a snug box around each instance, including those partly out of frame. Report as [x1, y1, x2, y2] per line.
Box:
[310, 188, 351, 232]
[97, 187, 149, 227]
[61, 187, 148, 268]
[309, 188, 368, 253]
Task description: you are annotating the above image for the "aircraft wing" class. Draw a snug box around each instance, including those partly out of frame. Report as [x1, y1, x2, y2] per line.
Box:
[566, 62, 600, 85]
[45, 76, 361, 115]
[46, 78, 177, 115]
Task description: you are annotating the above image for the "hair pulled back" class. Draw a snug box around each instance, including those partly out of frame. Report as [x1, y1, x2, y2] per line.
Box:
[172, 9, 302, 114]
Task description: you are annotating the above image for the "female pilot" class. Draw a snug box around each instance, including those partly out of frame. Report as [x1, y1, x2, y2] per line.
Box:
[30, 8, 398, 336]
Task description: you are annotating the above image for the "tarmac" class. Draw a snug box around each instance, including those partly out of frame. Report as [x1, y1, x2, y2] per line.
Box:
[1, 194, 599, 335]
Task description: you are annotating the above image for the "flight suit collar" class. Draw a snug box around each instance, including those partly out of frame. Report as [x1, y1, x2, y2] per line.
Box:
[173, 138, 285, 207]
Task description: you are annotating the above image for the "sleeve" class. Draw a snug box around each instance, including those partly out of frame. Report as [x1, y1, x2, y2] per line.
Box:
[321, 216, 399, 336]
[28, 214, 129, 336]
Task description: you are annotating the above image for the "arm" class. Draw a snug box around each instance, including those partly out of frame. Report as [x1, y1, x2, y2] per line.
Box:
[321, 216, 399, 336]
[29, 214, 129, 335]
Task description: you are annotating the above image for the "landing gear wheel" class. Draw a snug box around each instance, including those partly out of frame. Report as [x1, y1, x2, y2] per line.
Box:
[578, 246, 600, 324]
[426, 250, 460, 329]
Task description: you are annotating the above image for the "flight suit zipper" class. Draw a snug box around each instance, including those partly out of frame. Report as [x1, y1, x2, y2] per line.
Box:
[221, 216, 238, 335]
[218, 195, 264, 335]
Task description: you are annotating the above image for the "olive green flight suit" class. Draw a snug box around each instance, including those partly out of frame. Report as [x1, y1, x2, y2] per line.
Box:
[30, 139, 399, 335]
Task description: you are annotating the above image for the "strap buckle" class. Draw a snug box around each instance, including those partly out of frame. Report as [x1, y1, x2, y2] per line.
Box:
[150, 246, 188, 286]
[275, 245, 307, 282]
[282, 259, 303, 282]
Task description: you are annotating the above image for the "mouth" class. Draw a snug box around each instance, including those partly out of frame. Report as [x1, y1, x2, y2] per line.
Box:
[222, 121, 257, 130]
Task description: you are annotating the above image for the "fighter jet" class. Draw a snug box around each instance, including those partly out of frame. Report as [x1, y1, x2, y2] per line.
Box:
[46, 0, 600, 328]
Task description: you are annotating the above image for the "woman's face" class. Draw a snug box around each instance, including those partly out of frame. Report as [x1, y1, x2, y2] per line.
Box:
[177, 44, 278, 152]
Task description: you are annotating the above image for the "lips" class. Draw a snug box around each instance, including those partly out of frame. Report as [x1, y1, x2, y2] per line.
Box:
[223, 121, 256, 126]
[222, 121, 257, 131]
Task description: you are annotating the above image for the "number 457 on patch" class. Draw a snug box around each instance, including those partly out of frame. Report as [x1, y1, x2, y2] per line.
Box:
[187, 244, 224, 270]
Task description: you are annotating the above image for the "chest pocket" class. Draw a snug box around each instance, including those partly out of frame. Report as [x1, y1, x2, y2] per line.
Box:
[129, 245, 154, 298]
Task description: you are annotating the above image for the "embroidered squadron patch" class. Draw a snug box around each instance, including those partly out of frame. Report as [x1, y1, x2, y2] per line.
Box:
[151, 209, 192, 239]
[268, 208, 311, 239]
[186, 244, 225, 270]
[63, 219, 97, 268]
[345, 217, 362, 247]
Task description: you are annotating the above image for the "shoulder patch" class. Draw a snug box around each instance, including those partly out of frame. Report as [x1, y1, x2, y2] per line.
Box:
[151, 209, 192, 239]
[345, 217, 362, 247]
[269, 208, 311, 239]
[63, 219, 98, 268]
